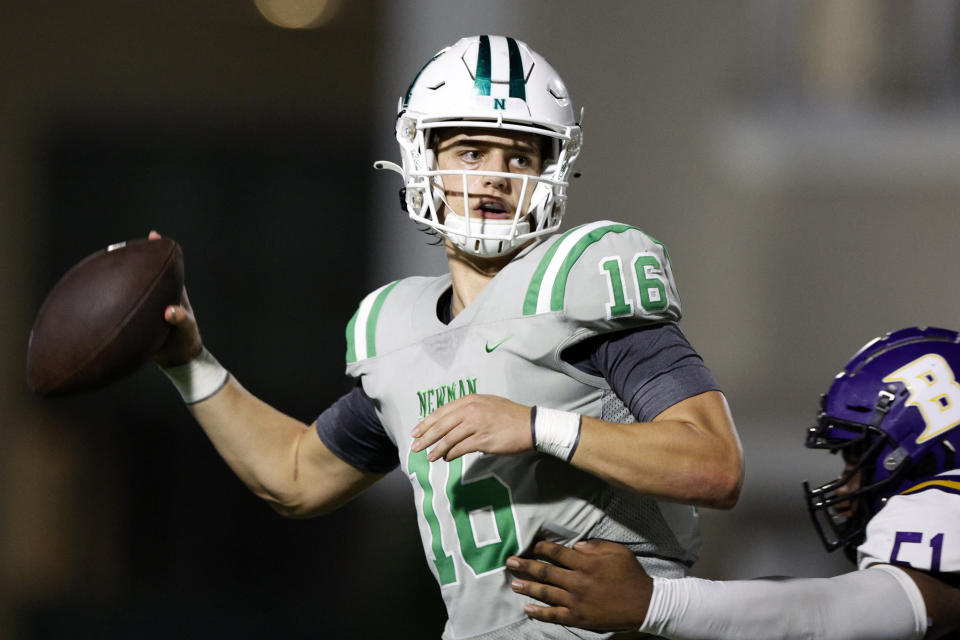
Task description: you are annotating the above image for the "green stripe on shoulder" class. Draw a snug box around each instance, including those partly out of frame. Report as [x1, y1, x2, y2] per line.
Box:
[650, 235, 672, 269]
[345, 306, 361, 364]
[522, 228, 579, 315]
[550, 224, 635, 311]
[365, 280, 400, 359]
[345, 280, 401, 364]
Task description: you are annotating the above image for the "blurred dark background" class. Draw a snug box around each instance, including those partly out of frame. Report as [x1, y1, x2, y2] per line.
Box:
[3, 1, 960, 638]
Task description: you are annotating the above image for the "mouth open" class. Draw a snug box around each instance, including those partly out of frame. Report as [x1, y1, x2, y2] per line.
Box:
[474, 199, 511, 219]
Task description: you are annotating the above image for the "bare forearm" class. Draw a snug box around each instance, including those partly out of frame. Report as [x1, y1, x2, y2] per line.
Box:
[150, 273, 379, 515]
[188, 376, 309, 502]
[572, 421, 739, 506]
[570, 392, 743, 507]
[411, 390, 742, 507]
[187, 376, 377, 516]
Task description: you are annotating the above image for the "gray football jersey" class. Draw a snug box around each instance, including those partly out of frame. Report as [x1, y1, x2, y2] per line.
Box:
[345, 221, 700, 639]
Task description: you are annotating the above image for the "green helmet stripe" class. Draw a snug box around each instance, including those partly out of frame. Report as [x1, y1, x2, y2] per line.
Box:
[506, 37, 526, 100]
[474, 35, 492, 96]
[403, 48, 446, 109]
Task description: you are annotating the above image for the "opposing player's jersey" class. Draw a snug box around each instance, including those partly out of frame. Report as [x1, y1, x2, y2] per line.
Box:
[345, 221, 704, 639]
[858, 470, 960, 575]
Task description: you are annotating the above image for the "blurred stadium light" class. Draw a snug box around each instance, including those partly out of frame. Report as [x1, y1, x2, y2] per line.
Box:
[253, 0, 340, 29]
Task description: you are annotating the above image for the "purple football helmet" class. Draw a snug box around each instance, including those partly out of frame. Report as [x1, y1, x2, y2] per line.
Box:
[803, 326, 960, 561]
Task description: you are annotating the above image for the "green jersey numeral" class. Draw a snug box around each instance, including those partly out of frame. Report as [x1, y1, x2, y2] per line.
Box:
[408, 449, 456, 584]
[632, 254, 667, 312]
[599, 256, 633, 318]
[599, 252, 667, 316]
[408, 449, 519, 585]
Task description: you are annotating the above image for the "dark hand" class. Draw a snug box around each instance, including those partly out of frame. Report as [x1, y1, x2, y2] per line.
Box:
[507, 539, 653, 632]
[148, 230, 202, 367]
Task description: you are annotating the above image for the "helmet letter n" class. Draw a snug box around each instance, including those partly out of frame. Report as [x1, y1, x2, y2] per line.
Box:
[883, 354, 960, 443]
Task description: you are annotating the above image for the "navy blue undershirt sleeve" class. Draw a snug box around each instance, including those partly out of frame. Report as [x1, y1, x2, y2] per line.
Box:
[315, 385, 398, 473]
[562, 323, 720, 423]
[319, 320, 715, 470]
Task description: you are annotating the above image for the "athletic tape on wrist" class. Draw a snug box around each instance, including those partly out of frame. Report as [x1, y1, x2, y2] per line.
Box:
[532, 406, 582, 461]
[159, 347, 229, 404]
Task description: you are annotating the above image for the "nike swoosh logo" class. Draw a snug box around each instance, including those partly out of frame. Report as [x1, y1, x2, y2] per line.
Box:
[485, 336, 513, 353]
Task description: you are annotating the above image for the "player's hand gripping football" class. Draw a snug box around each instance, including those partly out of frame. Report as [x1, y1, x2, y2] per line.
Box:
[148, 230, 203, 367]
[410, 394, 533, 461]
[506, 540, 653, 632]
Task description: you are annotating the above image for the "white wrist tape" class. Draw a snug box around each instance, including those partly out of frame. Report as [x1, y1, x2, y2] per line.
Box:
[640, 566, 927, 640]
[159, 347, 229, 404]
[531, 406, 582, 461]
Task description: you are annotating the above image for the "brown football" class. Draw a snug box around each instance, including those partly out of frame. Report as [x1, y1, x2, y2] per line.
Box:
[27, 238, 184, 396]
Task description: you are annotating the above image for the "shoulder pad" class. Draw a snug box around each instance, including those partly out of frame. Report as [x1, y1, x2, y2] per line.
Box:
[898, 471, 960, 498]
[857, 480, 960, 573]
[345, 280, 401, 363]
[520, 221, 681, 328]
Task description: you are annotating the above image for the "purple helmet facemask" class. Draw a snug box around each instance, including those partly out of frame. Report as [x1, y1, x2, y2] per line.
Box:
[803, 326, 960, 562]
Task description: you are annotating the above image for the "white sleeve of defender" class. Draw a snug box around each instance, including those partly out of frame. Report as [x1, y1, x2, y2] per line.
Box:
[639, 565, 927, 640]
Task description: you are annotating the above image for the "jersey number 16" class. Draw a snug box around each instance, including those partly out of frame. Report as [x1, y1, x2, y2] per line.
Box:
[599, 252, 668, 319]
[408, 449, 520, 585]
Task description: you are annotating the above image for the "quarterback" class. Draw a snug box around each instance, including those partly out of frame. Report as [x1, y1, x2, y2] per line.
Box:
[510, 327, 960, 639]
[152, 36, 743, 639]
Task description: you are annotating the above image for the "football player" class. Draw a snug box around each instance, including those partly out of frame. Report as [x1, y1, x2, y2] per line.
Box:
[508, 326, 960, 639]
[152, 35, 743, 639]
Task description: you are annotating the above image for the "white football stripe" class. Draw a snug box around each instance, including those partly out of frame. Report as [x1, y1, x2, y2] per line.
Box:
[536, 220, 611, 314]
[353, 282, 393, 361]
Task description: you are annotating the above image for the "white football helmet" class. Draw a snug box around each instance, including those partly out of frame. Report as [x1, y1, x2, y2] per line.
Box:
[375, 35, 583, 258]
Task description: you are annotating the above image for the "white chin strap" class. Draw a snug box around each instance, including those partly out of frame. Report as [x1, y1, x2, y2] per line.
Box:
[442, 211, 531, 257]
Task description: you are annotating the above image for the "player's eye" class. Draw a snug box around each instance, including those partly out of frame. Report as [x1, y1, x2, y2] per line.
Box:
[510, 154, 536, 172]
[458, 149, 482, 163]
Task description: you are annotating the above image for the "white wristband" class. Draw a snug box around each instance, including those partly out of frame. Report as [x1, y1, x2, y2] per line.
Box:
[531, 406, 582, 461]
[159, 347, 229, 404]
